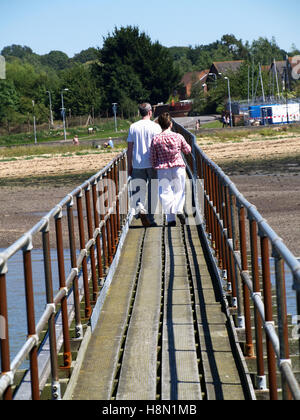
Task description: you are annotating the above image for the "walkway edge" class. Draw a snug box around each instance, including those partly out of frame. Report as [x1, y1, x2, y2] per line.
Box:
[198, 222, 256, 400]
[63, 326, 92, 400]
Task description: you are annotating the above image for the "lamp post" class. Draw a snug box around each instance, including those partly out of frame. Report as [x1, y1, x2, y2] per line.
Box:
[224, 77, 233, 127]
[46, 90, 54, 129]
[61, 88, 69, 141]
[112, 103, 117, 132]
[32, 100, 37, 144]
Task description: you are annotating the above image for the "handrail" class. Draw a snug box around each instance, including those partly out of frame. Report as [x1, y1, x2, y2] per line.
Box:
[0, 151, 129, 400]
[172, 119, 300, 400]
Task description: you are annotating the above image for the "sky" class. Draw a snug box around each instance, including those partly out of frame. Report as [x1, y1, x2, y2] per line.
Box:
[0, 0, 300, 58]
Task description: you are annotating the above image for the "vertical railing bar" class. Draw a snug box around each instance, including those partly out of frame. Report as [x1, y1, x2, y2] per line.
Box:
[55, 214, 72, 369]
[76, 192, 92, 319]
[239, 205, 254, 358]
[207, 165, 213, 243]
[218, 178, 225, 273]
[212, 171, 220, 261]
[85, 185, 98, 303]
[67, 201, 83, 340]
[99, 176, 108, 270]
[114, 160, 121, 236]
[297, 284, 300, 357]
[229, 193, 242, 321]
[104, 173, 113, 265]
[0, 271, 13, 400]
[42, 227, 61, 400]
[215, 171, 222, 268]
[23, 248, 40, 400]
[92, 180, 104, 282]
[111, 163, 118, 250]
[224, 185, 234, 300]
[260, 235, 278, 400]
[108, 168, 116, 256]
[273, 248, 292, 400]
[249, 218, 266, 391]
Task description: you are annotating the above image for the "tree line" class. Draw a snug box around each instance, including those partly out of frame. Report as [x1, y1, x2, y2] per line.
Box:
[0, 26, 299, 132]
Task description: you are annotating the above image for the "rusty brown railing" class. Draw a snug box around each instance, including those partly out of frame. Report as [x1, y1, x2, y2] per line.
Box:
[0, 151, 129, 400]
[173, 120, 300, 400]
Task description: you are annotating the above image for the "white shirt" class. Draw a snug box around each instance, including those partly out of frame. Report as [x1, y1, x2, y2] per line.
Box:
[127, 119, 162, 169]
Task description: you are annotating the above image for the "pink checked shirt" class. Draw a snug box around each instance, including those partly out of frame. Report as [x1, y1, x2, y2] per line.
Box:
[150, 130, 192, 169]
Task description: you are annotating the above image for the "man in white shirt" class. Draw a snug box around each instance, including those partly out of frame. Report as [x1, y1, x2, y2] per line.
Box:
[127, 103, 161, 227]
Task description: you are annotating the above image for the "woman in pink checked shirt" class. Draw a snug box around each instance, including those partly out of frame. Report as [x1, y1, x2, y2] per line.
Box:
[150, 112, 191, 227]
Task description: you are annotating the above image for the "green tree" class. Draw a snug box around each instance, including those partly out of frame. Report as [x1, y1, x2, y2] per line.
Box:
[72, 47, 99, 64]
[1, 44, 33, 59]
[59, 64, 101, 116]
[40, 50, 70, 70]
[250, 37, 286, 65]
[94, 26, 181, 114]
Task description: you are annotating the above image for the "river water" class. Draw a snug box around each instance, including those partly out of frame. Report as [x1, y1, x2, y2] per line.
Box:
[1, 249, 299, 364]
[1, 248, 71, 364]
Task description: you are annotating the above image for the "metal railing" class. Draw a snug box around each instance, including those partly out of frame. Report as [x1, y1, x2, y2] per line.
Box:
[1, 121, 300, 400]
[0, 151, 129, 400]
[173, 120, 300, 400]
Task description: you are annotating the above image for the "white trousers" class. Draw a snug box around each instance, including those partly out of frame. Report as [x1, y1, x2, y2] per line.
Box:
[158, 167, 186, 223]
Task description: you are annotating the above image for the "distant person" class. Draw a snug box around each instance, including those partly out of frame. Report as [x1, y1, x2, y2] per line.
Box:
[150, 112, 191, 227]
[226, 114, 230, 127]
[127, 102, 162, 227]
[103, 138, 114, 149]
[222, 112, 227, 128]
[72, 135, 79, 145]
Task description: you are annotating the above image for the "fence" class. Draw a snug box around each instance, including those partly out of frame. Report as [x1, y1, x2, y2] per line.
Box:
[0, 151, 129, 400]
[173, 120, 300, 400]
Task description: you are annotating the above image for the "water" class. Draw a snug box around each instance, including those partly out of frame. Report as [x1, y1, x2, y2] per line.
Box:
[1, 248, 71, 365]
[268, 258, 299, 317]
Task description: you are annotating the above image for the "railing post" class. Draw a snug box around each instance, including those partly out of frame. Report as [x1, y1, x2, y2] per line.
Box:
[260, 234, 278, 400]
[77, 191, 92, 319]
[273, 246, 292, 400]
[55, 211, 72, 370]
[67, 198, 83, 340]
[224, 185, 234, 301]
[108, 168, 117, 256]
[249, 218, 266, 391]
[23, 245, 40, 400]
[85, 185, 98, 303]
[99, 176, 108, 270]
[92, 180, 104, 282]
[229, 193, 243, 324]
[0, 269, 13, 400]
[42, 227, 61, 399]
[114, 160, 121, 235]
[238, 205, 254, 358]
[103, 173, 113, 265]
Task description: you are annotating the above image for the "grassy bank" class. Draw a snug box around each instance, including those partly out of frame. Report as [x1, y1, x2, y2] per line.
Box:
[0, 118, 131, 147]
[0, 140, 127, 161]
[197, 123, 300, 143]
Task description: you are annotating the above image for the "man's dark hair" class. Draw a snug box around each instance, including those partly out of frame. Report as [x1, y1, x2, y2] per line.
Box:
[139, 103, 152, 117]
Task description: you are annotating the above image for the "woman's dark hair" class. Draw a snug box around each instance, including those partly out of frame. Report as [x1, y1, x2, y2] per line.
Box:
[158, 112, 172, 130]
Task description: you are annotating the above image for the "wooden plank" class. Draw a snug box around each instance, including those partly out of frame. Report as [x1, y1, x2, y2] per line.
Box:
[162, 227, 202, 400]
[116, 225, 162, 400]
[185, 225, 246, 400]
[71, 223, 145, 400]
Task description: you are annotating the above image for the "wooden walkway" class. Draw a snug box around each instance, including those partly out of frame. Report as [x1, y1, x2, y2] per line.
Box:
[68, 213, 252, 401]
